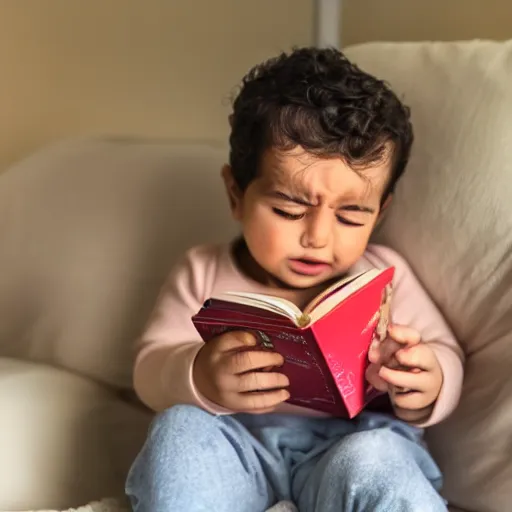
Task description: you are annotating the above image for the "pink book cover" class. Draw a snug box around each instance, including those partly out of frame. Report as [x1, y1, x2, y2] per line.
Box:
[192, 267, 394, 417]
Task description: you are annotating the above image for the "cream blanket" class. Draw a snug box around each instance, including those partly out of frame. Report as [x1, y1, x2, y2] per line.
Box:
[29, 498, 297, 512]
[26, 499, 127, 512]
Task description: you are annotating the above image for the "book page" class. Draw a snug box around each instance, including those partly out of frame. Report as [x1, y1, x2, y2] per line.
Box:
[210, 269, 386, 327]
[307, 269, 384, 323]
[212, 291, 304, 325]
[303, 270, 367, 316]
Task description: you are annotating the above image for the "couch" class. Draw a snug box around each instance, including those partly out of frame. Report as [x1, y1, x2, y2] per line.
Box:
[0, 40, 511, 512]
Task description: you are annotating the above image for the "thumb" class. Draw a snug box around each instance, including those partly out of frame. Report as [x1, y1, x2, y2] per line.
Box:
[217, 330, 258, 352]
[365, 363, 389, 392]
[238, 330, 258, 346]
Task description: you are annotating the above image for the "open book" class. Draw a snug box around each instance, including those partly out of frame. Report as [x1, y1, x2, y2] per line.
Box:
[192, 266, 394, 417]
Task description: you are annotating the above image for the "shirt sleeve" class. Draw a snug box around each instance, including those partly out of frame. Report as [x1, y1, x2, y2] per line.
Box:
[133, 247, 232, 414]
[364, 245, 465, 427]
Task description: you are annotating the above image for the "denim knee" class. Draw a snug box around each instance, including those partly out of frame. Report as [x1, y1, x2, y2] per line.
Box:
[153, 404, 213, 425]
[127, 405, 278, 512]
[329, 429, 408, 487]
[149, 404, 218, 441]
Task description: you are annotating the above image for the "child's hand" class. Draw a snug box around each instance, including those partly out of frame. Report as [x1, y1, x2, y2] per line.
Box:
[193, 330, 290, 414]
[366, 325, 443, 424]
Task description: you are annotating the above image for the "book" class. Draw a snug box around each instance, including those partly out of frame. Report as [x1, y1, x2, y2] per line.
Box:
[192, 266, 395, 418]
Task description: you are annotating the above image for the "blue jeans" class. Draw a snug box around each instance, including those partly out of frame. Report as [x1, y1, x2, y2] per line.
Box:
[126, 405, 446, 512]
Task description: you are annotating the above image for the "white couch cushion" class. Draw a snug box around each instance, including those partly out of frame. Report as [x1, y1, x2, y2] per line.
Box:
[0, 139, 235, 388]
[345, 40, 512, 512]
[0, 357, 150, 510]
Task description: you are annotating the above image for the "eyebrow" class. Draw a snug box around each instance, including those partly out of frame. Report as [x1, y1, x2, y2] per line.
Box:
[268, 191, 315, 207]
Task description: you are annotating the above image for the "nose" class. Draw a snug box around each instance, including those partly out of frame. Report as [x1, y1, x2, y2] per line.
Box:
[300, 208, 332, 249]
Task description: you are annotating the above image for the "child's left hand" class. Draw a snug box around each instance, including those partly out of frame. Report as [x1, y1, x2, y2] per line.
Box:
[366, 325, 443, 424]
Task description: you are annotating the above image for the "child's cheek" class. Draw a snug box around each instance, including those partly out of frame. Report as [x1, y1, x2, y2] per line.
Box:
[251, 209, 288, 248]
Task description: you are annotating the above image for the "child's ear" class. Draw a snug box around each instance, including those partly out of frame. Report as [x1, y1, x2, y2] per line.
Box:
[221, 164, 243, 220]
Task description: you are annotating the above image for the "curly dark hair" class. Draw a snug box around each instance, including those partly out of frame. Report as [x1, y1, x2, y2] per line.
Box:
[229, 47, 413, 201]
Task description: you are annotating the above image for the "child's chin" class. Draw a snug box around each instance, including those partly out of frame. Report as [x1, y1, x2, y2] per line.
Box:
[278, 272, 330, 290]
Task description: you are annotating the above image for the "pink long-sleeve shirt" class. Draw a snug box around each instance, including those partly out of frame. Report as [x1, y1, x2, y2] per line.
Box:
[134, 242, 464, 427]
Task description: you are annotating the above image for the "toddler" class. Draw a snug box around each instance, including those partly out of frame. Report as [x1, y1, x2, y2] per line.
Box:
[125, 47, 464, 512]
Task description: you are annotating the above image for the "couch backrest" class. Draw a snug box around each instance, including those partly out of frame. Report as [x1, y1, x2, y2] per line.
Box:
[345, 40, 512, 512]
[0, 138, 236, 387]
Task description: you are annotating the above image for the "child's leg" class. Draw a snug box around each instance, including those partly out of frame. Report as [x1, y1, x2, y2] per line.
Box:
[125, 405, 288, 512]
[292, 414, 446, 512]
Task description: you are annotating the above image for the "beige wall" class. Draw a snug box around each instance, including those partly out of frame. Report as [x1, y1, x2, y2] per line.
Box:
[1, 1, 511, 172]
[0, 0, 312, 172]
[343, 0, 512, 46]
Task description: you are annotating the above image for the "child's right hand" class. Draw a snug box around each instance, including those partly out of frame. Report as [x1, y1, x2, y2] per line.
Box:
[193, 330, 290, 414]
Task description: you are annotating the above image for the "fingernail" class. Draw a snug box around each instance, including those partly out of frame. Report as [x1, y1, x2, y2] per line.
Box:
[248, 334, 258, 345]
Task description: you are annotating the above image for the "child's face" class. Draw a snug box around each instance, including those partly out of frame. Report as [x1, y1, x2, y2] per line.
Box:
[223, 146, 391, 290]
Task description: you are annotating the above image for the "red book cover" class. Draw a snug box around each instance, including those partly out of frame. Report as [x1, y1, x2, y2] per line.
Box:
[192, 267, 394, 418]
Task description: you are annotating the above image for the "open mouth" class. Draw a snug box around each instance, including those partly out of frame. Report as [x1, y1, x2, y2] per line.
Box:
[288, 258, 332, 276]
[297, 258, 329, 265]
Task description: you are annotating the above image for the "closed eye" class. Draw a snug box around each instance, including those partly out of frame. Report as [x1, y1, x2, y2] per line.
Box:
[336, 215, 364, 227]
[272, 208, 305, 220]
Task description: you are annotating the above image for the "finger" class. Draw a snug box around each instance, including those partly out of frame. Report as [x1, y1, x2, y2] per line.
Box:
[226, 349, 285, 375]
[370, 337, 404, 366]
[395, 344, 438, 372]
[368, 340, 381, 364]
[216, 331, 258, 352]
[237, 371, 290, 393]
[365, 363, 389, 392]
[387, 325, 421, 347]
[234, 388, 290, 412]
[378, 366, 430, 391]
